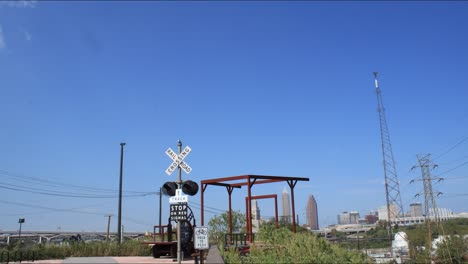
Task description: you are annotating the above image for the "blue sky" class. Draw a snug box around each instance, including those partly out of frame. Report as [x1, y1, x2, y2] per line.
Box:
[1, 1, 467, 232]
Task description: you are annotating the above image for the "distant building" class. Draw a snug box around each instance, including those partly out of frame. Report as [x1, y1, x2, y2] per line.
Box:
[251, 199, 261, 233]
[337, 211, 350, 225]
[409, 203, 423, 217]
[281, 187, 291, 224]
[252, 199, 261, 220]
[378, 204, 399, 221]
[306, 195, 319, 230]
[337, 211, 360, 225]
[429, 208, 455, 218]
[349, 211, 360, 224]
[365, 214, 378, 224]
[358, 218, 368, 224]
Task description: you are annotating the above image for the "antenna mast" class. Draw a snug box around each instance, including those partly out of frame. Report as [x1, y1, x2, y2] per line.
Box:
[373, 72, 404, 239]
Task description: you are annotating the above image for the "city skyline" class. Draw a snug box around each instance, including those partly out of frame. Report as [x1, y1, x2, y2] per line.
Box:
[1, 1, 467, 232]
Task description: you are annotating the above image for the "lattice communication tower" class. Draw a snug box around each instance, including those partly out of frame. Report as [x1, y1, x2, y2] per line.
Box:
[373, 72, 404, 235]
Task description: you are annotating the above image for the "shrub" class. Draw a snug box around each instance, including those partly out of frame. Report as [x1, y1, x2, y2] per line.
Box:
[224, 225, 372, 264]
[1, 240, 151, 261]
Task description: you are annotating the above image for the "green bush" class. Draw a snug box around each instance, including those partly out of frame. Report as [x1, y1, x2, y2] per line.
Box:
[224, 225, 372, 263]
[435, 235, 467, 264]
[1, 240, 152, 261]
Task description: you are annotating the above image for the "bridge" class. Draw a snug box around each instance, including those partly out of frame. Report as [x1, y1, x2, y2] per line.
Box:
[0, 230, 147, 245]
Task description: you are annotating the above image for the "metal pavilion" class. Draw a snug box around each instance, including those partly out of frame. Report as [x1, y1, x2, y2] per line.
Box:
[200, 175, 309, 243]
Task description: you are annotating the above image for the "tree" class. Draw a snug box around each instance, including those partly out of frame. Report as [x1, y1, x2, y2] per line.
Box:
[208, 211, 245, 243]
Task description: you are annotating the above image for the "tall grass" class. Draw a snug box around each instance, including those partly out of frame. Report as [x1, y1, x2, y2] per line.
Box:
[223, 225, 372, 264]
[1, 240, 151, 261]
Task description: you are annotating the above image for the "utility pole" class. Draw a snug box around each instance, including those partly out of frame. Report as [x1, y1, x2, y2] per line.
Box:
[118, 142, 126, 244]
[373, 72, 404, 248]
[105, 214, 113, 241]
[413, 154, 452, 263]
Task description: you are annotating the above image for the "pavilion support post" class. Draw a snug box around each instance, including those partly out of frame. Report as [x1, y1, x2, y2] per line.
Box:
[227, 186, 233, 244]
[245, 197, 248, 240]
[274, 195, 279, 229]
[247, 176, 252, 242]
[201, 184, 206, 225]
[288, 180, 298, 233]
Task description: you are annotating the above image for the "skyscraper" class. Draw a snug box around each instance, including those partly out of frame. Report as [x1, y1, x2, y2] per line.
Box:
[337, 211, 350, 225]
[378, 203, 399, 221]
[251, 199, 261, 233]
[306, 195, 319, 230]
[349, 211, 360, 224]
[409, 203, 423, 217]
[281, 187, 291, 224]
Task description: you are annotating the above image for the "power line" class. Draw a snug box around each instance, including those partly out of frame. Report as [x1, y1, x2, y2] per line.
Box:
[433, 135, 468, 162]
[439, 193, 468, 198]
[0, 169, 153, 194]
[0, 199, 105, 216]
[435, 160, 468, 177]
[189, 201, 226, 213]
[438, 155, 468, 166]
[188, 202, 223, 215]
[442, 176, 468, 180]
[0, 194, 148, 217]
[0, 183, 156, 198]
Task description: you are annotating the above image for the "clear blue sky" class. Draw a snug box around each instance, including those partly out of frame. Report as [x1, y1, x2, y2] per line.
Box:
[1, 1, 467, 232]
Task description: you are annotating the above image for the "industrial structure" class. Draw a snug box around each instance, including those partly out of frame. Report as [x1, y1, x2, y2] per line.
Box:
[413, 154, 453, 263]
[200, 175, 309, 243]
[373, 72, 404, 238]
[245, 194, 279, 230]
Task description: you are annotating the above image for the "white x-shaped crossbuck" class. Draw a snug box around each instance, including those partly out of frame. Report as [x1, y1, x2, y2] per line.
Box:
[165, 146, 192, 175]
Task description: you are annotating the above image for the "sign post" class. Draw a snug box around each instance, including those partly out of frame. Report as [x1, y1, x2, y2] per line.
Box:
[170, 202, 188, 221]
[194, 226, 209, 250]
[165, 140, 192, 264]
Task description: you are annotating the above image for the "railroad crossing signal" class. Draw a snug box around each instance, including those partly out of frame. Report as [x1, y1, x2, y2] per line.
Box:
[163, 181, 199, 198]
[169, 189, 189, 204]
[165, 146, 192, 175]
[170, 202, 188, 221]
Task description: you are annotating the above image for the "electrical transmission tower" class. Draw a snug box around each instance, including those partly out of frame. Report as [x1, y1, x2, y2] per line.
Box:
[373, 72, 404, 237]
[413, 154, 452, 263]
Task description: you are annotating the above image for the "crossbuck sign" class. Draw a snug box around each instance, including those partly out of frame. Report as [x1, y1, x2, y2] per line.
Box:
[165, 146, 192, 175]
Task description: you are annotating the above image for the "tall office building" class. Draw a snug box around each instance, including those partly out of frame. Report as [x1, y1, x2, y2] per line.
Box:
[306, 195, 319, 230]
[409, 203, 423, 217]
[251, 199, 261, 220]
[281, 187, 291, 224]
[337, 211, 359, 224]
[251, 199, 261, 233]
[378, 203, 399, 221]
[349, 211, 360, 224]
[337, 211, 350, 225]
